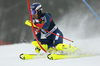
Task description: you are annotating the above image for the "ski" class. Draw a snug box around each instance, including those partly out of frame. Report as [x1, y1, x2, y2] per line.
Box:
[19, 53, 47, 60]
[47, 54, 92, 60]
[19, 53, 92, 60]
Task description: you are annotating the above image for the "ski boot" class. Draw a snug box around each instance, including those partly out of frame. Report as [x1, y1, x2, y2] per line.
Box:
[56, 44, 78, 54]
[35, 47, 41, 53]
[48, 47, 57, 53]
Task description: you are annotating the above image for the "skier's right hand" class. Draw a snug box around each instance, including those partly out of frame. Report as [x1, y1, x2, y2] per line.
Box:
[25, 20, 36, 27]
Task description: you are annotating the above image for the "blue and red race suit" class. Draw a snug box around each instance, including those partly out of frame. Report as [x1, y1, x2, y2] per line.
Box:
[33, 12, 63, 48]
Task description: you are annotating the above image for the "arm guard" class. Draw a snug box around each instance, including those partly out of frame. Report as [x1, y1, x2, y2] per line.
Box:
[25, 20, 36, 27]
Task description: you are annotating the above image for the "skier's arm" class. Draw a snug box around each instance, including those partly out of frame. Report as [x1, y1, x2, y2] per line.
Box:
[42, 14, 51, 29]
[25, 20, 41, 40]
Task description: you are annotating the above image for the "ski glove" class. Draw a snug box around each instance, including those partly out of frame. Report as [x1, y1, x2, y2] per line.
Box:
[25, 20, 36, 27]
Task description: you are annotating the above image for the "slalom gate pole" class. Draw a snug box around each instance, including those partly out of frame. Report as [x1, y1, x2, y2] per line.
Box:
[27, 0, 47, 52]
[83, 0, 100, 21]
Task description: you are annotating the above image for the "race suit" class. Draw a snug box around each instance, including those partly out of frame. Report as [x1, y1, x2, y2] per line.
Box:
[33, 12, 63, 48]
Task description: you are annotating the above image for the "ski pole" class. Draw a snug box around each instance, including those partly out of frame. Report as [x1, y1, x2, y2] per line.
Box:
[35, 26, 74, 43]
[46, 29, 73, 42]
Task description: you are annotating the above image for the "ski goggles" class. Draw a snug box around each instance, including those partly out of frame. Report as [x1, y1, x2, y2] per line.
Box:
[31, 10, 36, 15]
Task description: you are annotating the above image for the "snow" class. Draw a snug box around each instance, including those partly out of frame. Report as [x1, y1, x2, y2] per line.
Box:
[0, 37, 100, 66]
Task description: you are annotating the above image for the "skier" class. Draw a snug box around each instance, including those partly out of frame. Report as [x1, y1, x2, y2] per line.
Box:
[25, 2, 78, 54]
[25, 2, 64, 53]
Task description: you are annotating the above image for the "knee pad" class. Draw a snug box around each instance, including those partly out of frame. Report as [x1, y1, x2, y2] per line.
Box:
[31, 41, 48, 51]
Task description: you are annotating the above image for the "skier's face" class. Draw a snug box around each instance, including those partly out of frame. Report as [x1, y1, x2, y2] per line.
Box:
[32, 13, 38, 19]
[31, 10, 38, 19]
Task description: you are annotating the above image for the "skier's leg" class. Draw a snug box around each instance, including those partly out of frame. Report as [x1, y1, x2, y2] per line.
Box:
[52, 29, 78, 54]
[46, 29, 63, 53]
[52, 29, 63, 47]
[32, 39, 53, 53]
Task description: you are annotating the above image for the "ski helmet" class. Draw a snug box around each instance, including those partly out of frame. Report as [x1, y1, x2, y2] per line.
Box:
[30, 2, 43, 16]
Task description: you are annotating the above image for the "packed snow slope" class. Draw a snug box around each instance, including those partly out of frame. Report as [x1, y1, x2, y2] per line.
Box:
[0, 37, 100, 66]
